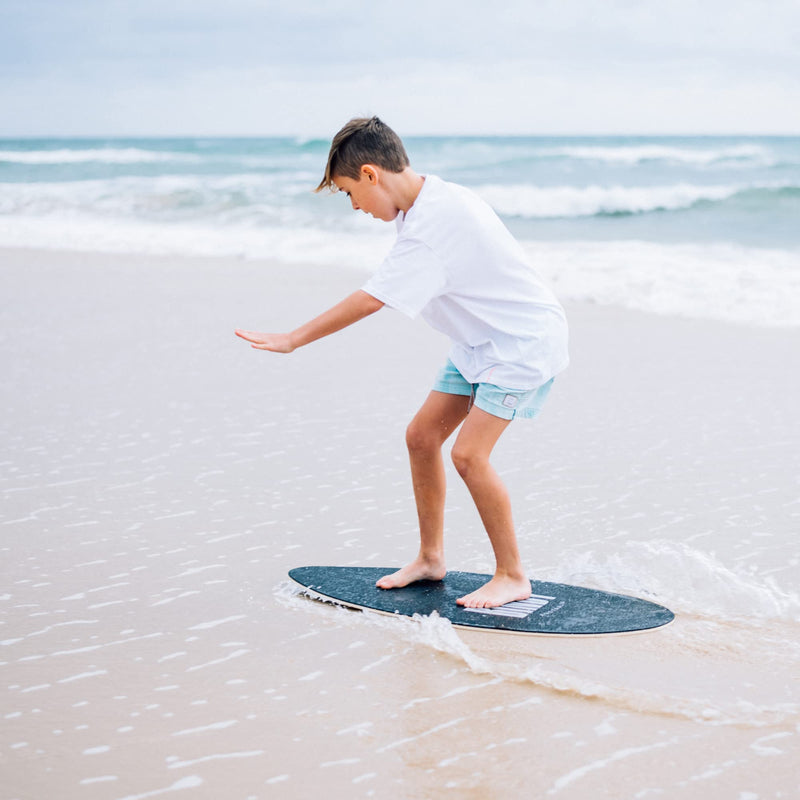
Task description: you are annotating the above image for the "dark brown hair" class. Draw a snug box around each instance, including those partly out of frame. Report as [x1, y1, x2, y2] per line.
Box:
[315, 116, 410, 193]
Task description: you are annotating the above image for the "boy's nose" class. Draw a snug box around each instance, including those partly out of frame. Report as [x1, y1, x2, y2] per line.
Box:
[350, 197, 359, 210]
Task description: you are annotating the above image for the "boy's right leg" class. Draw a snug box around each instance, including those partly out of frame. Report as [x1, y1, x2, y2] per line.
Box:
[376, 390, 470, 589]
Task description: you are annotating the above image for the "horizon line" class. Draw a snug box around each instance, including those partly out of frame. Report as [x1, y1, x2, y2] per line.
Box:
[1, 131, 799, 140]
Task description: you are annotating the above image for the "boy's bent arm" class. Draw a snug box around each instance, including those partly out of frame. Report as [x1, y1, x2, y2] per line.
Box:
[235, 290, 384, 353]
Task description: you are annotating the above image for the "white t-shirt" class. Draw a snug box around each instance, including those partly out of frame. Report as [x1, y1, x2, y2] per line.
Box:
[362, 175, 569, 389]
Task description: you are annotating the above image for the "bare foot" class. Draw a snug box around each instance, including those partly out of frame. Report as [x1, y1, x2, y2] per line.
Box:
[376, 557, 446, 590]
[456, 573, 531, 608]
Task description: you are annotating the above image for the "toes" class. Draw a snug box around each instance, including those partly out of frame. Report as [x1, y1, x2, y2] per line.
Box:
[457, 591, 507, 609]
[457, 592, 487, 608]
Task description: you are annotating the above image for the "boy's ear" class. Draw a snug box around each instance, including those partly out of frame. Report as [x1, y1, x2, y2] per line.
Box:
[361, 164, 379, 184]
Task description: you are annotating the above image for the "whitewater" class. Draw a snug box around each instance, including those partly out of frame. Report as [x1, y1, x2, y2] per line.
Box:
[1, 135, 798, 326]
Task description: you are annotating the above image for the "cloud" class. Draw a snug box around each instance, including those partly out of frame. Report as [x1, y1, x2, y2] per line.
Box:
[1, 0, 798, 135]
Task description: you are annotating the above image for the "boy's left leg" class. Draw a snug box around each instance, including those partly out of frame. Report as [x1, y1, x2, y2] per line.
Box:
[450, 406, 531, 608]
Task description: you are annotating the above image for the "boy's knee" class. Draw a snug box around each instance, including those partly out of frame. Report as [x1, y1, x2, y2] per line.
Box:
[451, 445, 481, 479]
[406, 420, 440, 455]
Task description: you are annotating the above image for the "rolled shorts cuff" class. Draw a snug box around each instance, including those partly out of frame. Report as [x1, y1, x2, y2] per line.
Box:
[432, 360, 554, 421]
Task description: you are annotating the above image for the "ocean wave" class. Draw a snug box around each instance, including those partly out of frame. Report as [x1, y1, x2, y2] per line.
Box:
[7, 176, 794, 224]
[407, 138, 790, 176]
[477, 181, 798, 219]
[528, 239, 800, 327]
[536, 143, 775, 166]
[0, 148, 200, 165]
[2, 139, 788, 172]
[0, 174, 319, 219]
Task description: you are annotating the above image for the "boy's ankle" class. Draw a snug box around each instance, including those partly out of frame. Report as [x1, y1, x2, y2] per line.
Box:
[495, 566, 528, 581]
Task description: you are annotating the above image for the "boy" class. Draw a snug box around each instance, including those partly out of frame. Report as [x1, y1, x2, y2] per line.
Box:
[236, 117, 568, 609]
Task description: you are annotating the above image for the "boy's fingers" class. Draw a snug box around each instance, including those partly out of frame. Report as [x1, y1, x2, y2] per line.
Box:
[236, 329, 264, 343]
[236, 329, 291, 353]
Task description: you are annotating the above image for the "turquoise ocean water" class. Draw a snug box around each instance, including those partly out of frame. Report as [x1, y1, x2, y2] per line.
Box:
[1, 136, 798, 325]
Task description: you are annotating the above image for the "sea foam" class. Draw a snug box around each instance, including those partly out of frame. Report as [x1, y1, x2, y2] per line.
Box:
[0, 148, 199, 165]
[527, 239, 800, 327]
[476, 182, 745, 218]
[536, 143, 775, 167]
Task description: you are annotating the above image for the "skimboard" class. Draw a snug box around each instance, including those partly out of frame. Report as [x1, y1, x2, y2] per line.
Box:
[288, 566, 674, 636]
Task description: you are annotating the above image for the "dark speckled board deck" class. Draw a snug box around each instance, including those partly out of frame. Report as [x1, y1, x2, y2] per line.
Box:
[288, 566, 674, 636]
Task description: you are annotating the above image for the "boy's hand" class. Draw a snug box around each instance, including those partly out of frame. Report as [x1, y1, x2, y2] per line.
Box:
[235, 290, 383, 355]
[235, 329, 295, 353]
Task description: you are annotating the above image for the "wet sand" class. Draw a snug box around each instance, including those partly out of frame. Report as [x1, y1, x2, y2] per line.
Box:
[2, 248, 799, 799]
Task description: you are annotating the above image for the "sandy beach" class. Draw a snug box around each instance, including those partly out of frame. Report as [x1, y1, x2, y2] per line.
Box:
[2, 246, 799, 799]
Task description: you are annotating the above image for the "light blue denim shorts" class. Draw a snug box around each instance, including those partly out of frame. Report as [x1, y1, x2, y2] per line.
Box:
[433, 359, 554, 421]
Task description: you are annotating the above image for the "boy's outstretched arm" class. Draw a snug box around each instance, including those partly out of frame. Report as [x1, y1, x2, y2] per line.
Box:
[235, 290, 384, 353]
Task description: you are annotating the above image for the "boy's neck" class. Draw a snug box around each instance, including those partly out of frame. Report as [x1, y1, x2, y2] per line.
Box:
[384, 168, 425, 215]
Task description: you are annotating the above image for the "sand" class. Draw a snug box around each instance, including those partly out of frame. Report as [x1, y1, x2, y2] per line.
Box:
[2, 247, 799, 799]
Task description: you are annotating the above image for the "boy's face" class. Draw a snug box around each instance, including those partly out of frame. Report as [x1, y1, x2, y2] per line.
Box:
[333, 167, 398, 222]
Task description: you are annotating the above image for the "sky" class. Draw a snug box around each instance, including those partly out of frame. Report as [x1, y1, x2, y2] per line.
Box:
[2, 0, 799, 137]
